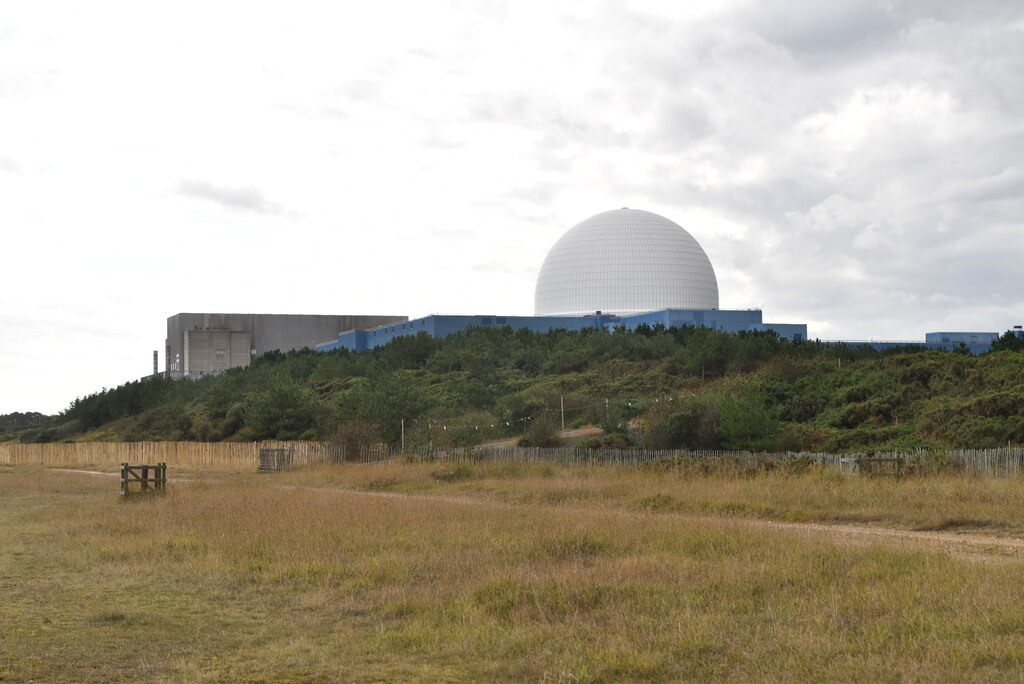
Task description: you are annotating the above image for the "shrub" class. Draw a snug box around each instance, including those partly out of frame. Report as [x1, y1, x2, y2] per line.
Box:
[518, 415, 562, 447]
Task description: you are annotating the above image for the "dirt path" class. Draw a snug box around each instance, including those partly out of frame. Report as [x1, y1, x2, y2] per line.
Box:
[49, 467, 1024, 562]
[481, 426, 604, 448]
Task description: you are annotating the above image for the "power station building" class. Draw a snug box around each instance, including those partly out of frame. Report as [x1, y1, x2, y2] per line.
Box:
[165, 313, 406, 378]
[535, 208, 720, 315]
[317, 208, 808, 353]
[164, 208, 1013, 369]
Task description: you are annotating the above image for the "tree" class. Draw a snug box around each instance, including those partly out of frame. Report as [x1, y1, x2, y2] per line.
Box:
[347, 372, 434, 443]
[715, 393, 778, 450]
[989, 331, 1024, 353]
[242, 374, 317, 440]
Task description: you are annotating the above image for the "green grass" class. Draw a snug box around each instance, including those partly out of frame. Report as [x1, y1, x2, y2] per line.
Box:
[2, 463, 1024, 681]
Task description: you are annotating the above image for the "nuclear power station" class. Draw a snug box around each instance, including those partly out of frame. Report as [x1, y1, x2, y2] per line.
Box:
[316, 208, 805, 353]
[163, 208, 1011, 377]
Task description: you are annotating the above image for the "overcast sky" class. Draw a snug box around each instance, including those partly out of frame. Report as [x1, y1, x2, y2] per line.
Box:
[2, 0, 1023, 415]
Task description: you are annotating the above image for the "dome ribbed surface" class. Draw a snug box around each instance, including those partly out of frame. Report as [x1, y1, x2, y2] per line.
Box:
[534, 208, 719, 316]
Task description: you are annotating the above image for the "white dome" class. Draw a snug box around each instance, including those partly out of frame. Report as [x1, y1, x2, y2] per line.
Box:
[534, 208, 719, 316]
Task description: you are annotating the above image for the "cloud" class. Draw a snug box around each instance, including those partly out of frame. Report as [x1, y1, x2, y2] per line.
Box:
[738, 0, 902, 58]
[274, 102, 352, 120]
[471, 261, 523, 274]
[4, 0, 1024, 414]
[176, 179, 284, 215]
[512, 0, 1024, 338]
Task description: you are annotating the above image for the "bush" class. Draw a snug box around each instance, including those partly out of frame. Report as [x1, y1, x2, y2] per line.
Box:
[519, 415, 562, 447]
[241, 375, 317, 440]
[643, 402, 721, 450]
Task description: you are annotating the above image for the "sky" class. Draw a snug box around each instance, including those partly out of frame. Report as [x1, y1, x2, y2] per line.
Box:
[2, 0, 1023, 415]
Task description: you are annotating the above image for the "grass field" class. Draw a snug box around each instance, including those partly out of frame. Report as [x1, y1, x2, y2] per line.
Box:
[3, 462, 1024, 682]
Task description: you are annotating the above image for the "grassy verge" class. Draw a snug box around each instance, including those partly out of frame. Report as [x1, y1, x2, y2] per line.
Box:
[2, 463, 1024, 681]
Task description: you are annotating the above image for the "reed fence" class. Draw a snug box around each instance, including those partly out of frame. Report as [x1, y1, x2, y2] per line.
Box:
[0, 441, 344, 467]
[2, 442, 1022, 477]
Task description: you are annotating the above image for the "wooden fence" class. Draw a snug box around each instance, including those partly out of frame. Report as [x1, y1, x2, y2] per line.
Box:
[948, 447, 1024, 476]
[0, 441, 344, 467]
[1, 442, 1022, 477]
[356, 444, 848, 468]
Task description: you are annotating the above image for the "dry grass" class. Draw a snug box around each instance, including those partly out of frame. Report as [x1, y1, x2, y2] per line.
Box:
[278, 460, 1024, 533]
[3, 463, 1024, 682]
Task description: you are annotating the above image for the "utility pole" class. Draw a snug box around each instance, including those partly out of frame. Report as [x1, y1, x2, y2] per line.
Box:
[401, 418, 405, 452]
[560, 395, 565, 431]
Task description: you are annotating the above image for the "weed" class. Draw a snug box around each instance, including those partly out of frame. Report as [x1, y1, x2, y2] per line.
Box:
[629, 492, 678, 512]
[538, 531, 610, 561]
[431, 463, 474, 482]
[89, 611, 135, 625]
[365, 477, 401, 491]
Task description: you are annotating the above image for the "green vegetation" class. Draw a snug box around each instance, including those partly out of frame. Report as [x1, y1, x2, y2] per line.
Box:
[4, 463, 1024, 681]
[0, 411, 50, 440]
[20, 326, 1024, 451]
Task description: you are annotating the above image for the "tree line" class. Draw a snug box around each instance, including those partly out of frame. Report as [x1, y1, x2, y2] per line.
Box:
[16, 325, 1024, 452]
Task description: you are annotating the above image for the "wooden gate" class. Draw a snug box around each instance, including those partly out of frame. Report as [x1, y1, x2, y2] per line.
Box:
[120, 463, 168, 496]
[258, 447, 294, 472]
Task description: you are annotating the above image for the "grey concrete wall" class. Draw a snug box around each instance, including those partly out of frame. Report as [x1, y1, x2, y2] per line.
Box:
[184, 330, 252, 373]
[166, 312, 407, 376]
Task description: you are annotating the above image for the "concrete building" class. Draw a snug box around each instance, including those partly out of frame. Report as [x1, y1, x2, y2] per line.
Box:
[166, 313, 406, 378]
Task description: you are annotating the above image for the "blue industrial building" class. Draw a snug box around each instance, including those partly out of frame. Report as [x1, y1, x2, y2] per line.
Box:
[313, 313, 1019, 356]
[924, 331, 1002, 346]
[615, 308, 806, 341]
[826, 330, 1018, 356]
[315, 308, 807, 353]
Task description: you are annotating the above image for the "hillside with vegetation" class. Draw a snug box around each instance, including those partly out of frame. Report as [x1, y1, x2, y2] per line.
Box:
[16, 327, 1024, 452]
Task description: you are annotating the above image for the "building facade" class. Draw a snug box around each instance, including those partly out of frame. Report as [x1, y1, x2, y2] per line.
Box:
[166, 312, 407, 378]
[315, 309, 807, 353]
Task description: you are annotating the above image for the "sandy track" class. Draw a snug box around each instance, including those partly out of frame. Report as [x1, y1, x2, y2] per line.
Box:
[481, 426, 604, 448]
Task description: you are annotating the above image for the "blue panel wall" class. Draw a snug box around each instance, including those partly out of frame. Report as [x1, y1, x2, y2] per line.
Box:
[924, 331, 1000, 344]
[828, 341, 992, 356]
[315, 308, 812, 353]
[312, 308, 1011, 357]
[763, 323, 807, 341]
[614, 309, 807, 339]
[615, 309, 763, 333]
[315, 313, 619, 352]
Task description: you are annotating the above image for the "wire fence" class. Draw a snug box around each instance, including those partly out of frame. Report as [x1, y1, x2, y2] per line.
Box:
[2, 442, 1023, 477]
